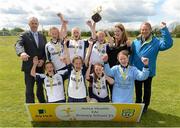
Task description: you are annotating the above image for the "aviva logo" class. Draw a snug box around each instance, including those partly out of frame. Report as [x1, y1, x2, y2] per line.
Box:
[121, 109, 135, 118]
[38, 109, 46, 114]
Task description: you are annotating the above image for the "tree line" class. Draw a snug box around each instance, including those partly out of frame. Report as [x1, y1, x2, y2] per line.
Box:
[1, 26, 180, 38]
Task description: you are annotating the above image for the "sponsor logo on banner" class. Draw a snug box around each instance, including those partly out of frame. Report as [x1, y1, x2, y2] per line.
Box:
[35, 108, 53, 118]
[121, 109, 135, 118]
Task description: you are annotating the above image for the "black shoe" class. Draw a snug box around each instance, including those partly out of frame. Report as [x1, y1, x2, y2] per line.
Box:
[143, 106, 148, 114]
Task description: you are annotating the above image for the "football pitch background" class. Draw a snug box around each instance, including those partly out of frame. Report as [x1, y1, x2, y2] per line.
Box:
[0, 36, 180, 127]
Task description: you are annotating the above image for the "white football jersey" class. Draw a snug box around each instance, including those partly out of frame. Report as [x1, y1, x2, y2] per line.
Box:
[68, 39, 88, 62]
[68, 69, 87, 99]
[45, 41, 66, 71]
[90, 42, 107, 65]
[36, 72, 65, 102]
[91, 74, 108, 98]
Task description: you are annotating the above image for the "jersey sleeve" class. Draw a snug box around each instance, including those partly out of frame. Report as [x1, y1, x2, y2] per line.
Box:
[58, 70, 69, 81]
[104, 63, 115, 77]
[65, 64, 72, 75]
[133, 66, 150, 81]
[15, 32, 26, 56]
[45, 43, 51, 61]
[82, 64, 87, 76]
[66, 40, 70, 48]
[35, 73, 46, 81]
[87, 74, 93, 83]
[84, 40, 89, 49]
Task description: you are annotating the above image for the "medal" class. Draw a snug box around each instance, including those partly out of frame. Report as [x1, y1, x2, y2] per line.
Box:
[55, 43, 62, 56]
[119, 65, 129, 84]
[97, 43, 104, 56]
[52, 39, 62, 56]
[76, 86, 78, 90]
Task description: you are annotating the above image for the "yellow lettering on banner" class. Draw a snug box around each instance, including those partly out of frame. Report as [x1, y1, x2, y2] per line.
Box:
[25, 103, 144, 122]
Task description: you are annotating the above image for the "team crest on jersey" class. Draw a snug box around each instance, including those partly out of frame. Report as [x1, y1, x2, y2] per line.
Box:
[79, 45, 83, 49]
[121, 109, 135, 118]
[102, 85, 106, 89]
[101, 49, 105, 54]
[57, 81, 62, 85]
[50, 48, 54, 52]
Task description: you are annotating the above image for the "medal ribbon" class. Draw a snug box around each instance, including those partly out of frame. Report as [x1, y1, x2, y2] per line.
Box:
[74, 40, 78, 54]
[75, 71, 80, 89]
[48, 76, 54, 95]
[97, 43, 103, 56]
[96, 78, 101, 95]
[119, 65, 129, 80]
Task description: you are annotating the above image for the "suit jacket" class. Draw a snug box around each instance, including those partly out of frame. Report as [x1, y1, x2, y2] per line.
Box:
[15, 31, 47, 73]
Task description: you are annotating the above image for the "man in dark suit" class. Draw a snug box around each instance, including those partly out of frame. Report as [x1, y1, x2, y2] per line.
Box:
[15, 17, 46, 103]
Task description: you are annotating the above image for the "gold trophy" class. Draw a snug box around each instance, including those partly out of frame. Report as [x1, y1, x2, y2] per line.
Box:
[91, 6, 102, 23]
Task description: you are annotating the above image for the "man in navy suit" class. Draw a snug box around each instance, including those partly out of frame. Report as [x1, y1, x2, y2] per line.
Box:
[15, 17, 46, 103]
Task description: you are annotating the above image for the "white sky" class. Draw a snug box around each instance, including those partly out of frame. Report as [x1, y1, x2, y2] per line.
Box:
[0, 0, 179, 31]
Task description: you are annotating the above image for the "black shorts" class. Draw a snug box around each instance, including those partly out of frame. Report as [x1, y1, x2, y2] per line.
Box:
[48, 99, 66, 103]
[91, 93, 110, 102]
[68, 97, 87, 103]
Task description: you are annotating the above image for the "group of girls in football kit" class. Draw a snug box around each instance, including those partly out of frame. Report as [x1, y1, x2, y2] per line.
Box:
[31, 13, 150, 103]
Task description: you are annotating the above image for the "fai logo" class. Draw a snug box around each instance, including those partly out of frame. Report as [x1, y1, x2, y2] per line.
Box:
[121, 109, 135, 118]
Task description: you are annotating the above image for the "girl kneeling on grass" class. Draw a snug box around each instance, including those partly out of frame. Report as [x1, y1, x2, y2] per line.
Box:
[103, 50, 149, 103]
[31, 56, 68, 103]
[86, 63, 114, 102]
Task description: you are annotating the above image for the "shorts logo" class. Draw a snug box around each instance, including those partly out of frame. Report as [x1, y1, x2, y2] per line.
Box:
[121, 109, 135, 118]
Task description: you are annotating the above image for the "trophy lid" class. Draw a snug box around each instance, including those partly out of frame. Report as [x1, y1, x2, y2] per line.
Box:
[92, 13, 102, 23]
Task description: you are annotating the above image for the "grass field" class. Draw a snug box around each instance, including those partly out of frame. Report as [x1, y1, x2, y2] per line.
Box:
[0, 36, 180, 127]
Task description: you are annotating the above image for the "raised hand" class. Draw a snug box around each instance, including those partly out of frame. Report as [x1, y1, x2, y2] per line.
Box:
[126, 39, 132, 47]
[88, 38, 94, 45]
[102, 53, 108, 62]
[160, 22, 166, 29]
[141, 57, 149, 66]
[33, 56, 39, 65]
[57, 12, 63, 19]
[38, 59, 44, 67]
[63, 37, 69, 46]
[86, 20, 93, 27]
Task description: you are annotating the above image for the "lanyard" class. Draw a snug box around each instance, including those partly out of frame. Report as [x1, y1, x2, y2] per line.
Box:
[97, 43, 104, 56]
[51, 40, 62, 55]
[73, 40, 78, 54]
[96, 78, 101, 95]
[75, 71, 81, 90]
[54, 43, 61, 53]
[48, 76, 54, 95]
[119, 65, 129, 80]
